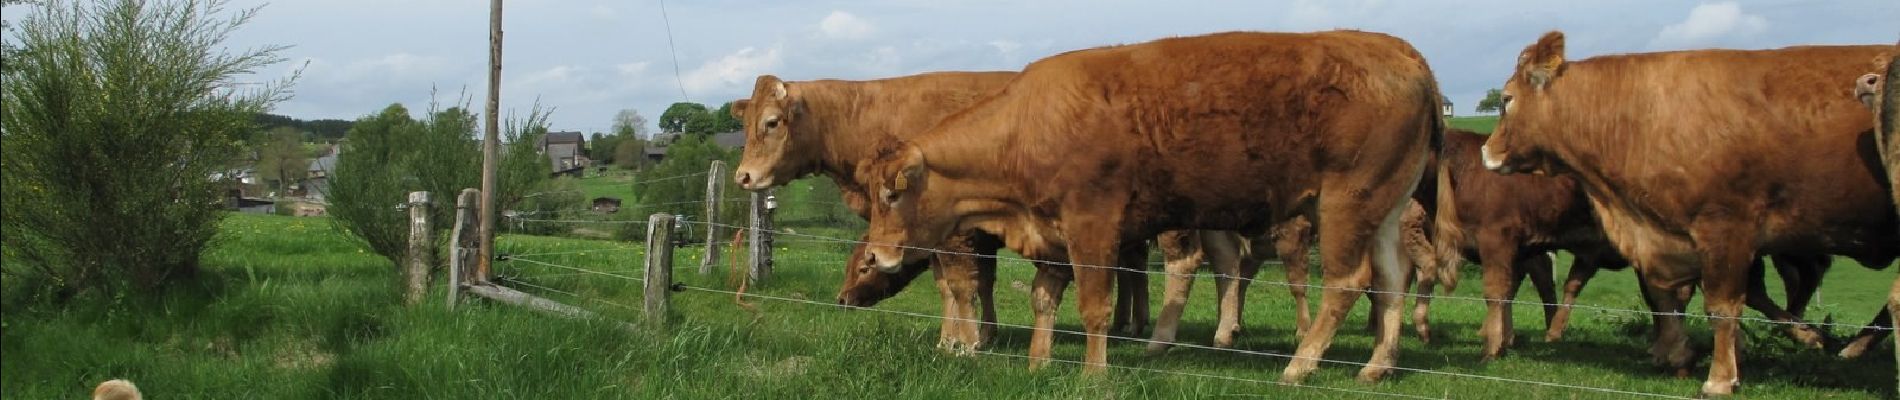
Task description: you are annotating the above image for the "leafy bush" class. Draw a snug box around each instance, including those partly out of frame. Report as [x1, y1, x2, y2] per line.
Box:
[0, 0, 291, 299]
[326, 102, 552, 267]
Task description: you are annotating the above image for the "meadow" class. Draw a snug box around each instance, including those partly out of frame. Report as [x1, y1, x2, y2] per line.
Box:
[5, 117, 1896, 399]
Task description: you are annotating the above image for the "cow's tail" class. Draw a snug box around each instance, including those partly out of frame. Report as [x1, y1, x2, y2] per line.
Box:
[1415, 73, 1454, 292]
[1429, 157, 1465, 293]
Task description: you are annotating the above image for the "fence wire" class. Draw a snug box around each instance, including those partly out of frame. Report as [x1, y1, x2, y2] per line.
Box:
[678, 219, 1894, 333]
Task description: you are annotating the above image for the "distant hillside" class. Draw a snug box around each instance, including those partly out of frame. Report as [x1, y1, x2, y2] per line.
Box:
[1448, 116, 1497, 134]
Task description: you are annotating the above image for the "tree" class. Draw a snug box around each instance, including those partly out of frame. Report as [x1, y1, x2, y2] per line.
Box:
[658, 102, 709, 134]
[1, 0, 292, 298]
[1476, 88, 1504, 114]
[713, 101, 744, 133]
[254, 126, 308, 192]
[612, 108, 650, 139]
[614, 137, 646, 170]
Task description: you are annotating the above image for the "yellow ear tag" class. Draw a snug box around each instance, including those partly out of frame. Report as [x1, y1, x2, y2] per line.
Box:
[892, 174, 909, 192]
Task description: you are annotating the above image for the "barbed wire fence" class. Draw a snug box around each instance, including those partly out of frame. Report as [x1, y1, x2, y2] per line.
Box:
[438, 161, 1887, 399]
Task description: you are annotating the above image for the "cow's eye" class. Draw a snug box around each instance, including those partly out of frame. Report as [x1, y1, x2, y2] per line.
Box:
[763, 116, 780, 130]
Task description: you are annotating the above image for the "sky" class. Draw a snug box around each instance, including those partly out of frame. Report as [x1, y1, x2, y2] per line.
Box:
[5, 0, 1897, 135]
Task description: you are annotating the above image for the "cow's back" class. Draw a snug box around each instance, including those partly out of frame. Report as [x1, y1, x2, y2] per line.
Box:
[948, 31, 1440, 234]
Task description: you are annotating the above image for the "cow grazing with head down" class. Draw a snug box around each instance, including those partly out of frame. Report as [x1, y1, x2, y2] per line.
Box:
[855, 30, 1440, 381]
[1480, 32, 1898, 396]
[728, 72, 1020, 351]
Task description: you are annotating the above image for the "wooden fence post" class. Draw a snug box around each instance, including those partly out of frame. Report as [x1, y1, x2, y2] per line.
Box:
[749, 190, 776, 285]
[699, 160, 726, 275]
[448, 189, 481, 309]
[644, 213, 676, 326]
[404, 191, 432, 306]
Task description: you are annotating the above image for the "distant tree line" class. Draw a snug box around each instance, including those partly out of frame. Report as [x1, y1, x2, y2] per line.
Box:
[253, 113, 355, 142]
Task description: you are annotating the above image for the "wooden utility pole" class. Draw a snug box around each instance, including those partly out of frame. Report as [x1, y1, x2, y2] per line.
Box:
[477, 0, 503, 282]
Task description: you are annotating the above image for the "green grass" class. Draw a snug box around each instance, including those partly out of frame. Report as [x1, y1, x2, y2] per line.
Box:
[1449, 116, 1498, 133]
[4, 212, 1893, 398]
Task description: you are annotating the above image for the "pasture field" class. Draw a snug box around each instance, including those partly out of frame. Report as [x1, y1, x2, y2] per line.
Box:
[2, 212, 1892, 399]
[1448, 116, 1498, 133]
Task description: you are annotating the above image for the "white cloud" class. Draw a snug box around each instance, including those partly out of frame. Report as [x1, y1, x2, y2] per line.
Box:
[1647, 2, 1768, 50]
[680, 46, 783, 95]
[819, 11, 875, 40]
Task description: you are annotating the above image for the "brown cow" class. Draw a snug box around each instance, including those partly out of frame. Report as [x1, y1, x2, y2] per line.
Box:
[728, 71, 1019, 352]
[1437, 129, 1836, 358]
[1480, 32, 1898, 396]
[1847, 43, 1900, 361]
[855, 31, 1440, 381]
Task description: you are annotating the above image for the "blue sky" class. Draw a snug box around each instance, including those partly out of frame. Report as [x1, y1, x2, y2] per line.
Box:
[7, 0, 1896, 134]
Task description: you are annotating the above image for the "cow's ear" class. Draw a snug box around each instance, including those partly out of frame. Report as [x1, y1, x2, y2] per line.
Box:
[773, 81, 790, 100]
[1522, 31, 1566, 90]
[895, 144, 926, 192]
[730, 100, 750, 119]
[1857, 73, 1882, 109]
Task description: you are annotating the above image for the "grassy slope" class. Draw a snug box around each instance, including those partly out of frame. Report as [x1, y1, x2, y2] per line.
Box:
[1448, 116, 1498, 133]
[4, 206, 1893, 399]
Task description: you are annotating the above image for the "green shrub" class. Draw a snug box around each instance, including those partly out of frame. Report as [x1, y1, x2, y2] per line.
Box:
[327, 102, 551, 268]
[618, 136, 746, 242]
[0, 0, 291, 299]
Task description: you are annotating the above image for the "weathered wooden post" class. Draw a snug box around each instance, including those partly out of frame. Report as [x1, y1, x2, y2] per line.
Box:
[644, 213, 676, 326]
[699, 160, 726, 275]
[748, 190, 776, 285]
[448, 189, 481, 309]
[403, 191, 432, 306]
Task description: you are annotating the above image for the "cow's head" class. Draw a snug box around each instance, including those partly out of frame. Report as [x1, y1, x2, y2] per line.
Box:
[1483, 31, 1568, 175]
[856, 141, 949, 272]
[836, 241, 929, 307]
[732, 75, 814, 191]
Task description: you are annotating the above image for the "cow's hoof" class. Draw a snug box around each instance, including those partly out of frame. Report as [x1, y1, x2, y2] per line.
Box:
[1280, 365, 1316, 385]
[1355, 366, 1392, 383]
[1144, 343, 1172, 357]
[1415, 328, 1432, 345]
[1699, 379, 1737, 398]
[1838, 339, 1873, 359]
[1544, 330, 1564, 343]
[1212, 334, 1236, 349]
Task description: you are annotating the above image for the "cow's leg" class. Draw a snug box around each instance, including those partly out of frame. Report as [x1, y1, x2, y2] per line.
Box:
[1693, 223, 1753, 397]
[1231, 238, 1265, 339]
[932, 236, 987, 354]
[1275, 220, 1315, 337]
[1547, 253, 1603, 342]
[1119, 243, 1152, 337]
[1475, 234, 1522, 362]
[973, 234, 1003, 346]
[1745, 258, 1829, 350]
[1356, 189, 1415, 382]
[1064, 230, 1123, 373]
[1027, 262, 1070, 371]
[1638, 274, 1698, 377]
[1839, 310, 1893, 359]
[1206, 232, 1247, 348]
[1147, 231, 1200, 355]
[1411, 269, 1436, 344]
[1525, 253, 1559, 330]
[1280, 224, 1371, 384]
[1771, 254, 1829, 320]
